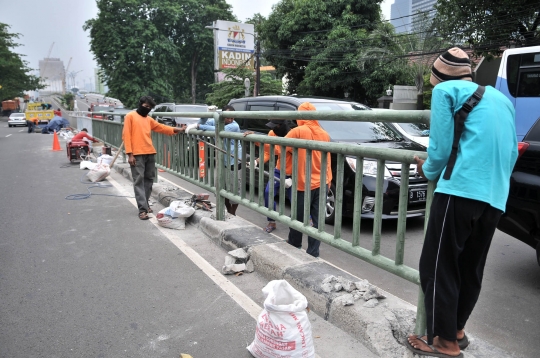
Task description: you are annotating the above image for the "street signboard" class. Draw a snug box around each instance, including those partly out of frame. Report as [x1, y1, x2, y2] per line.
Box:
[212, 20, 255, 71]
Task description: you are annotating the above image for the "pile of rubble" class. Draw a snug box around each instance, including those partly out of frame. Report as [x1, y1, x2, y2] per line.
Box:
[321, 275, 386, 308]
[222, 248, 254, 275]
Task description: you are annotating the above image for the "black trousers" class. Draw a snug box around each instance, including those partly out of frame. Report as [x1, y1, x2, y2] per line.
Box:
[420, 193, 502, 344]
[287, 187, 323, 257]
[130, 154, 156, 214]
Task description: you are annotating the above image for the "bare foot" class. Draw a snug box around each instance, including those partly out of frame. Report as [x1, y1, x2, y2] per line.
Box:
[407, 335, 461, 357]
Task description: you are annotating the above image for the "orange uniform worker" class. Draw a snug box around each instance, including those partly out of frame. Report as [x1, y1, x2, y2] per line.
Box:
[26, 117, 39, 133]
[122, 96, 183, 220]
[284, 102, 332, 257]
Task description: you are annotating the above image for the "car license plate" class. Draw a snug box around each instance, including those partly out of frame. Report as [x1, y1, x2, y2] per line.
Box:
[409, 189, 427, 203]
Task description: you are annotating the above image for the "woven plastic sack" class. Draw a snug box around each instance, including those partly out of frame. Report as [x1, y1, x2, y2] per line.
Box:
[156, 214, 186, 230]
[247, 280, 315, 358]
[86, 163, 110, 182]
[160, 201, 195, 218]
[97, 154, 114, 166]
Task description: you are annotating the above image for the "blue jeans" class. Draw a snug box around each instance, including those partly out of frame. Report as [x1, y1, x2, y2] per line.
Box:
[264, 169, 291, 222]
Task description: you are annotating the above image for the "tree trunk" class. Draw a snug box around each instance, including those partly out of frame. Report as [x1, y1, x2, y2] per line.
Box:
[191, 51, 198, 104]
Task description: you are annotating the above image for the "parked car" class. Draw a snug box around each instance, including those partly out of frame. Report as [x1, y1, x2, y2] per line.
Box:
[497, 118, 540, 265]
[227, 96, 428, 223]
[152, 103, 209, 127]
[8, 113, 27, 127]
[391, 123, 430, 148]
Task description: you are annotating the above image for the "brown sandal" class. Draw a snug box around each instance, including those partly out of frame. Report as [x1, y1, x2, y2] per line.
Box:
[139, 212, 150, 220]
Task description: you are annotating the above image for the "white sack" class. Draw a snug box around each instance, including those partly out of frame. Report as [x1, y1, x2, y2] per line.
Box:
[247, 280, 315, 358]
[86, 163, 110, 182]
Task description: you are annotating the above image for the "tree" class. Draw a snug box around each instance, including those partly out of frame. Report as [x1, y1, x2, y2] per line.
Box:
[84, 0, 235, 107]
[0, 23, 43, 102]
[259, 0, 409, 106]
[205, 67, 283, 108]
[434, 0, 540, 56]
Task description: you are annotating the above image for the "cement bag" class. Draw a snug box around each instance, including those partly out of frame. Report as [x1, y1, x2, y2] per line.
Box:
[86, 163, 110, 182]
[156, 212, 186, 230]
[247, 280, 315, 358]
[97, 154, 114, 166]
[160, 201, 195, 218]
[80, 160, 96, 170]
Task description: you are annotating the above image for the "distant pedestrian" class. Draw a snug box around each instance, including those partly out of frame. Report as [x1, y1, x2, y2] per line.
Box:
[26, 117, 38, 133]
[122, 96, 183, 220]
[407, 47, 518, 358]
[284, 102, 332, 257]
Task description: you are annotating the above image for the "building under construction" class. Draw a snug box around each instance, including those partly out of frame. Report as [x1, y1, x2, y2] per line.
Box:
[39, 58, 65, 93]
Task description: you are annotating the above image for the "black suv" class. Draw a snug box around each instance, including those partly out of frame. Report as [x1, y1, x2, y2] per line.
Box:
[228, 96, 428, 224]
[497, 118, 540, 265]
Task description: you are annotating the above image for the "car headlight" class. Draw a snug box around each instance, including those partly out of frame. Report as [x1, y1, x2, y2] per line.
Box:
[346, 157, 391, 178]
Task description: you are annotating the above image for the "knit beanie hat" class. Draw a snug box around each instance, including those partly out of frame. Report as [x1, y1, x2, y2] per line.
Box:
[430, 47, 472, 86]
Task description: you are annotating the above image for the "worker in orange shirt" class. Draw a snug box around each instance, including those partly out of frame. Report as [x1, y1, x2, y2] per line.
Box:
[122, 96, 183, 220]
[284, 102, 332, 257]
[245, 119, 293, 232]
[26, 117, 39, 133]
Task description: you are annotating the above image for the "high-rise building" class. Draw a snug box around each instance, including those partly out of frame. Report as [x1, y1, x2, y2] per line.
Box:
[94, 68, 106, 94]
[390, 0, 437, 33]
[39, 58, 65, 93]
[390, 0, 411, 34]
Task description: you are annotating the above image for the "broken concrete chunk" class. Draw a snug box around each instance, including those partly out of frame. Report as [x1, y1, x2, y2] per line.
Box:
[322, 275, 337, 285]
[363, 298, 379, 308]
[352, 290, 363, 300]
[228, 248, 249, 261]
[224, 255, 236, 266]
[337, 293, 355, 306]
[342, 280, 357, 293]
[222, 263, 246, 275]
[245, 259, 254, 273]
[334, 283, 343, 292]
[354, 279, 370, 292]
[363, 286, 386, 301]
[321, 282, 333, 293]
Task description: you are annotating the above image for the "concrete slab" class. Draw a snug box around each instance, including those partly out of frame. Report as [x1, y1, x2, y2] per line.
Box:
[221, 226, 281, 251]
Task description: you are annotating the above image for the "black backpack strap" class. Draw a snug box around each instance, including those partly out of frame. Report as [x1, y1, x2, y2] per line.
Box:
[443, 85, 485, 180]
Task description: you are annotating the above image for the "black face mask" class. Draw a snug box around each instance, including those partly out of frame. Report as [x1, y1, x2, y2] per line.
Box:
[137, 104, 152, 117]
[273, 124, 289, 137]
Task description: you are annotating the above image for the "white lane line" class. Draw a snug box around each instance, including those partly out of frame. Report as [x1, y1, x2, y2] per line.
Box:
[6, 134, 12, 137]
[106, 175, 263, 320]
[18, 129, 24, 132]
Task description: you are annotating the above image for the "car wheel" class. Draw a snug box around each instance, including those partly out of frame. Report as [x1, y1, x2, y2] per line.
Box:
[8, 124, 12, 127]
[325, 182, 336, 225]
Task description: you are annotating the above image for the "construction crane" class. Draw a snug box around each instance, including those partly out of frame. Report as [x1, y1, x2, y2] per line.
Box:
[40, 42, 55, 91]
[62, 57, 72, 94]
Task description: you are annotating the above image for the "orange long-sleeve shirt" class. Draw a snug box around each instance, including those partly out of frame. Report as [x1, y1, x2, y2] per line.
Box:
[262, 131, 293, 175]
[122, 111, 175, 155]
[285, 103, 332, 191]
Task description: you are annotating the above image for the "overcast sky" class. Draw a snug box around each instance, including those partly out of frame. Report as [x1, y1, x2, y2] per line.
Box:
[0, 0, 392, 89]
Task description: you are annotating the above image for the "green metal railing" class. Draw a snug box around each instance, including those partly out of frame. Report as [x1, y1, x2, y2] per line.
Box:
[83, 109, 433, 335]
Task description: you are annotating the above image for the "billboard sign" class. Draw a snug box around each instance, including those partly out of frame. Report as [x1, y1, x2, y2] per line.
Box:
[213, 20, 255, 70]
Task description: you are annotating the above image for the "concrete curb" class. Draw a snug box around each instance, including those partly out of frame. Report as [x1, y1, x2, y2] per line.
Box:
[111, 161, 512, 358]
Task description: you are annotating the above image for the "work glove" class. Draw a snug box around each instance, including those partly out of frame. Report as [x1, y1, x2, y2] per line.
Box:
[247, 160, 259, 169]
[285, 178, 293, 188]
[185, 123, 198, 134]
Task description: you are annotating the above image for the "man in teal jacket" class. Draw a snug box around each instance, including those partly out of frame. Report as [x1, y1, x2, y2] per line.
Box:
[407, 48, 518, 358]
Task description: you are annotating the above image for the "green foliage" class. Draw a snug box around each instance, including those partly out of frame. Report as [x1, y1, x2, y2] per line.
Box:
[259, 0, 410, 105]
[205, 67, 283, 108]
[0, 23, 43, 102]
[60, 92, 74, 110]
[434, 0, 540, 56]
[84, 0, 235, 108]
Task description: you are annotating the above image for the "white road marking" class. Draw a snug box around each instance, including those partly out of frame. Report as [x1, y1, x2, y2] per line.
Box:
[106, 175, 263, 320]
[18, 129, 24, 132]
[6, 134, 12, 137]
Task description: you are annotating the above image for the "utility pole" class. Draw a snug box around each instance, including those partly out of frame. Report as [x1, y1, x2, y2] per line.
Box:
[254, 39, 261, 97]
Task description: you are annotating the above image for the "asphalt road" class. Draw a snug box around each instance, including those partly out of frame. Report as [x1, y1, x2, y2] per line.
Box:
[0, 120, 256, 357]
[157, 156, 540, 357]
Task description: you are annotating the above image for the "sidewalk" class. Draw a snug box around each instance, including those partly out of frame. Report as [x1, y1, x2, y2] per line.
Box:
[112, 158, 515, 358]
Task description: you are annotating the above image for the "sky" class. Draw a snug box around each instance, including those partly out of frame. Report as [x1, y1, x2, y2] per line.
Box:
[0, 0, 392, 90]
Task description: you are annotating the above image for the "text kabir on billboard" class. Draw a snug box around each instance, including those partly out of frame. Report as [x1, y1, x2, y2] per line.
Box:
[214, 20, 255, 70]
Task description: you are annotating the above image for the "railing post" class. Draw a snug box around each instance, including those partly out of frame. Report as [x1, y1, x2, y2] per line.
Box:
[214, 112, 225, 221]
